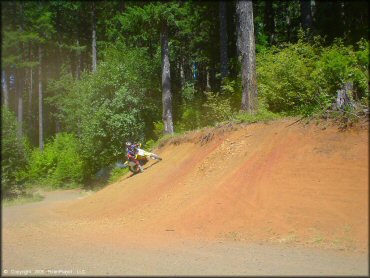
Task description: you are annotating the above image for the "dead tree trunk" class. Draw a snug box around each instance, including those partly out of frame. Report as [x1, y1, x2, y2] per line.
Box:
[161, 21, 174, 135]
[332, 82, 355, 111]
[236, 0, 258, 113]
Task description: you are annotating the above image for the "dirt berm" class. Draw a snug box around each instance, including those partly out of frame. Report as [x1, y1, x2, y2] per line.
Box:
[61, 118, 369, 250]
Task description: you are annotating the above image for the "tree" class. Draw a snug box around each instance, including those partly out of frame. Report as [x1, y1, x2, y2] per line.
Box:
[300, 0, 313, 31]
[219, 1, 229, 79]
[264, 0, 275, 44]
[1, 106, 29, 197]
[118, 3, 186, 134]
[161, 20, 174, 134]
[236, 0, 258, 113]
[2, 70, 9, 107]
[16, 2, 24, 139]
[30, 3, 55, 150]
[91, 1, 97, 72]
[38, 45, 43, 150]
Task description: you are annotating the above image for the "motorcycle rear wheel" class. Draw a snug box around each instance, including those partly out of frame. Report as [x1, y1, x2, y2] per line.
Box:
[129, 165, 142, 174]
[151, 154, 162, 160]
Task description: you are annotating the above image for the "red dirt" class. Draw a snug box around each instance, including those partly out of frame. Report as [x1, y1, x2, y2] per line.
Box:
[60, 118, 369, 250]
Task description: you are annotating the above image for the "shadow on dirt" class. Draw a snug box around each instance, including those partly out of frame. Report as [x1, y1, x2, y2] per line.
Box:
[124, 160, 162, 179]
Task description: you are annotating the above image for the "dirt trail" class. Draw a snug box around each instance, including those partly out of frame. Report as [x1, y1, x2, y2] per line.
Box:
[2, 191, 368, 276]
[62, 118, 368, 249]
[2, 118, 369, 276]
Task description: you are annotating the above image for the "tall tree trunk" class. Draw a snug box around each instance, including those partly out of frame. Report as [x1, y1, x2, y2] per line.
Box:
[2, 70, 9, 107]
[92, 1, 97, 72]
[29, 67, 33, 132]
[206, 67, 211, 91]
[180, 59, 185, 90]
[28, 42, 33, 137]
[17, 2, 24, 138]
[38, 45, 44, 151]
[264, 0, 275, 44]
[119, 1, 125, 13]
[17, 68, 23, 138]
[236, 6, 242, 62]
[219, 1, 229, 79]
[161, 21, 174, 135]
[285, 2, 291, 41]
[76, 39, 82, 79]
[300, 0, 313, 30]
[236, 0, 258, 113]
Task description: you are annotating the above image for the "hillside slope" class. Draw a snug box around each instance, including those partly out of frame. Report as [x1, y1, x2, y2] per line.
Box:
[62, 118, 368, 250]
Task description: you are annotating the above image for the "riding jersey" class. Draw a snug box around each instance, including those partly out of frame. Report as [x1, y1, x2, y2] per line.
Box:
[126, 144, 140, 157]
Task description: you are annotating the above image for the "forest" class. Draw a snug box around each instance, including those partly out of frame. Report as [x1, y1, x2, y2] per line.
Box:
[1, 1, 369, 198]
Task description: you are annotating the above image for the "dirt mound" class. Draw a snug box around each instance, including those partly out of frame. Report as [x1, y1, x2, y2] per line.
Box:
[61, 118, 368, 250]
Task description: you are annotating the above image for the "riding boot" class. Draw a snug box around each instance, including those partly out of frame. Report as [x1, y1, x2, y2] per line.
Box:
[138, 165, 144, 172]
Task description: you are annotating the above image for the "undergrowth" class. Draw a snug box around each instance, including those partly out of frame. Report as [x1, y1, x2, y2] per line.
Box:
[2, 192, 44, 207]
[108, 167, 129, 183]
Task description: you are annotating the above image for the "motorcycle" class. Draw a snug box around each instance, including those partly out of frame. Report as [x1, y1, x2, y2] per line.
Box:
[124, 148, 162, 174]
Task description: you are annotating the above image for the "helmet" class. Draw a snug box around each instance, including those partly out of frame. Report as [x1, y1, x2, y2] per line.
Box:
[125, 142, 131, 147]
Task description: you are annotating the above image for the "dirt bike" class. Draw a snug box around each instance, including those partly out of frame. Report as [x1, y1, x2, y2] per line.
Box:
[124, 148, 162, 174]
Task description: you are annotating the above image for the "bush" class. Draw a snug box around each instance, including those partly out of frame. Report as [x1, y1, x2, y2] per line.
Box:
[46, 41, 161, 179]
[177, 104, 203, 132]
[203, 92, 235, 125]
[257, 41, 319, 115]
[233, 109, 281, 124]
[108, 167, 129, 184]
[144, 139, 156, 150]
[257, 37, 369, 116]
[1, 106, 30, 198]
[153, 121, 164, 139]
[24, 133, 84, 187]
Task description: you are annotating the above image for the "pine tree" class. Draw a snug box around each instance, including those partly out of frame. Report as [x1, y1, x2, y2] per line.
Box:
[236, 0, 258, 113]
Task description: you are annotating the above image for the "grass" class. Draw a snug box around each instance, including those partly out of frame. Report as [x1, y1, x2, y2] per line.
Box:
[311, 235, 324, 244]
[2, 192, 44, 207]
[147, 110, 282, 150]
[224, 231, 243, 241]
[232, 109, 281, 124]
[108, 167, 129, 183]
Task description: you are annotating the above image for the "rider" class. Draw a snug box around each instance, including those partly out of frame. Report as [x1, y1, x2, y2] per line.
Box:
[126, 142, 144, 172]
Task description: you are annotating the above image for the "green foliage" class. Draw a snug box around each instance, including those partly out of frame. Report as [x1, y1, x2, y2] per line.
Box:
[108, 167, 129, 184]
[177, 105, 203, 132]
[48, 42, 160, 178]
[24, 133, 84, 187]
[182, 82, 197, 102]
[1, 106, 30, 197]
[144, 139, 156, 151]
[2, 1, 369, 191]
[257, 40, 318, 115]
[233, 109, 281, 124]
[257, 37, 369, 116]
[3, 192, 44, 207]
[153, 121, 165, 139]
[203, 92, 234, 125]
